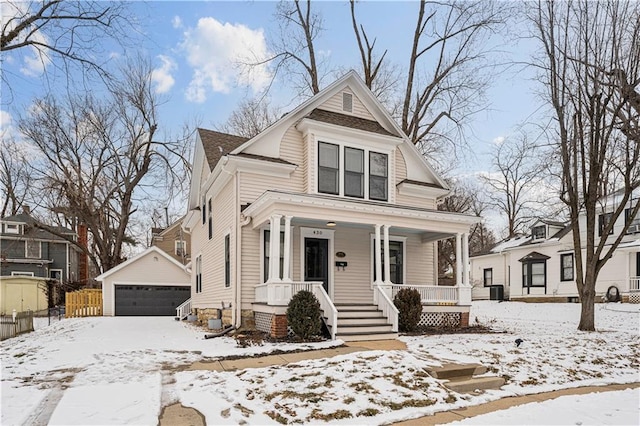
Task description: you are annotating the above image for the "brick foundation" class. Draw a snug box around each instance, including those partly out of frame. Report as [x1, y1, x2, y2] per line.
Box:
[270, 315, 288, 338]
[460, 311, 469, 327]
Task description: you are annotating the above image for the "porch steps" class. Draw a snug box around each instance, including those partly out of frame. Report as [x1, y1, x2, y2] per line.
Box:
[426, 363, 505, 394]
[333, 304, 398, 342]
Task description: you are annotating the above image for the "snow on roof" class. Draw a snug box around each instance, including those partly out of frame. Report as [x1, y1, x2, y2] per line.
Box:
[489, 236, 530, 253]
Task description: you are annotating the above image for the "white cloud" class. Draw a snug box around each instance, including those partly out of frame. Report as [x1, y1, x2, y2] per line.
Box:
[179, 17, 272, 103]
[151, 55, 177, 94]
[492, 136, 505, 145]
[172, 15, 183, 29]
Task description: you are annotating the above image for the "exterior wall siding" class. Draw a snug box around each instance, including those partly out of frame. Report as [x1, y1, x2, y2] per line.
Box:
[319, 88, 375, 120]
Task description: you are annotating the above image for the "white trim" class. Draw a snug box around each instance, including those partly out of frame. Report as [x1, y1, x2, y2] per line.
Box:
[299, 227, 335, 300]
[95, 246, 190, 281]
[4, 223, 20, 234]
[369, 233, 407, 285]
[259, 226, 295, 284]
[49, 269, 63, 280]
[174, 239, 187, 257]
[397, 180, 449, 199]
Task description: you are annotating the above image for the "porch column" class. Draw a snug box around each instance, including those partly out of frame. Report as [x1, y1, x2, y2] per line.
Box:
[463, 232, 470, 286]
[383, 224, 391, 284]
[374, 224, 383, 285]
[455, 233, 462, 286]
[282, 215, 293, 282]
[268, 214, 282, 282]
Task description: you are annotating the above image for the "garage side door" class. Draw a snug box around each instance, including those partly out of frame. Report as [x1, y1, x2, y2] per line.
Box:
[114, 285, 191, 316]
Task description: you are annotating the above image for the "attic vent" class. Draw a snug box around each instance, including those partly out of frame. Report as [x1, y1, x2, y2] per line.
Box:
[342, 92, 353, 113]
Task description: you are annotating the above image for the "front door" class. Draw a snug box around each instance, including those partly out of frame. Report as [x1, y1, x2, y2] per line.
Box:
[304, 238, 329, 293]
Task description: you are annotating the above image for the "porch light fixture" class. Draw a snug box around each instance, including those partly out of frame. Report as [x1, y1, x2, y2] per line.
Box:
[326, 221, 336, 227]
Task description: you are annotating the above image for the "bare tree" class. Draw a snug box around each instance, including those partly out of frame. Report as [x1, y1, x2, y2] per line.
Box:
[530, 0, 640, 331]
[217, 97, 281, 138]
[18, 58, 190, 274]
[0, 1, 139, 93]
[481, 132, 549, 238]
[401, 0, 506, 165]
[0, 136, 32, 217]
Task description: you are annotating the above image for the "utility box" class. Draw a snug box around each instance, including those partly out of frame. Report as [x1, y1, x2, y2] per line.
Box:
[490, 285, 504, 301]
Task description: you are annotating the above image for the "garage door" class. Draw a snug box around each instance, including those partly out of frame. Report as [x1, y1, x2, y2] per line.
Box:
[114, 285, 191, 316]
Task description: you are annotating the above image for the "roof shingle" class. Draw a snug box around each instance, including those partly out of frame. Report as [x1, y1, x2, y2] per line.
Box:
[198, 128, 249, 171]
[306, 109, 397, 137]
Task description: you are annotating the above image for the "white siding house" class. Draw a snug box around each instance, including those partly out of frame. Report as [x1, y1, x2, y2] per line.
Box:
[183, 71, 480, 340]
[471, 195, 640, 302]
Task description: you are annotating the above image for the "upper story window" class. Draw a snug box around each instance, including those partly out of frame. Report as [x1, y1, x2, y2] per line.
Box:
[344, 147, 364, 198]
[175, 240, 187, 257]
[25, 240, 41, 259]
[317, 141, 389, 202]
[598, 212, 614, 236]
[625, 206, 639, 234]
[4, 223, 20, 234]
[208, 198, 213, 240]
[318, 142, 339, 195]
[369, 152, 388, 201]
[532, 225, 546, 240]
[201, 195, 206, 224]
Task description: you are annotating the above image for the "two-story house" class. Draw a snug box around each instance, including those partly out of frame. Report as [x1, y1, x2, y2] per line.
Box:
[151, 218, 191, 265]
[0, 206, 84, 313]
[183, 71, 479, 341]
[471, 190, 639, 303]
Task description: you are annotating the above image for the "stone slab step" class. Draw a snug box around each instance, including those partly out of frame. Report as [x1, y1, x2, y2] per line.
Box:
[337, 331, 399, 342]
[444, 376, 505, 393]
[426, 363, 487, 380]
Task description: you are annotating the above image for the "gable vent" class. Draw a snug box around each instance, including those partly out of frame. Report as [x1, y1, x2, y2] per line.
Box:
[342, 92, 353, 113]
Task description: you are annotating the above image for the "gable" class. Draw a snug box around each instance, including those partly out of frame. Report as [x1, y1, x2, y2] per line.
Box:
[319, 88, 375, 120]
[95, 246, 189, 283]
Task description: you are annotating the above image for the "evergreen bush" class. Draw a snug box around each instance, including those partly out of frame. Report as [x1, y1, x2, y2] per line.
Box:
[393, 288, 422, 332]
[286, 290, 322, 339]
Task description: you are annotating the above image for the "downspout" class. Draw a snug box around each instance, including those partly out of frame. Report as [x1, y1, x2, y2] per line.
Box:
[234, 172, 250, 329]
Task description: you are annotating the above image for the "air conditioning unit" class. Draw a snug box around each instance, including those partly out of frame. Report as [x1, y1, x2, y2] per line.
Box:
[626, 223, 640, 234]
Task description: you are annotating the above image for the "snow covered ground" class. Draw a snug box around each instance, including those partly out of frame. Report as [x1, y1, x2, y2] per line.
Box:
[1, 301, 638, 425]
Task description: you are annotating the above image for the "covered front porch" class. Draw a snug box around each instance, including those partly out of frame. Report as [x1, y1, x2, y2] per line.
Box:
[243, 191, 477, 340]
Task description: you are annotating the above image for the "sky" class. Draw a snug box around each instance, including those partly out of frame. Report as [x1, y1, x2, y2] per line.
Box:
[1, 0, 546, 234]
[2, 301, 638, 425]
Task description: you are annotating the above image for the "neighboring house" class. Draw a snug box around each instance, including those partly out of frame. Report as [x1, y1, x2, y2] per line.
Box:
[0, 206, 86, 314]
[151, 218, 191, 265]
[182, 71, 478, 341]
[471, 193, 640, 303]
[96, 246, 191, 316]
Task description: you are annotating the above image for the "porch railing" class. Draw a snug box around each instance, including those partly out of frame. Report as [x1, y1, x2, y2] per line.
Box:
[254, 281, 338, 340]
[175, 298, 192, 320]
[373, 285, 399, 332]
[384, 284, 473, 306]
[630, 277, 640, 292]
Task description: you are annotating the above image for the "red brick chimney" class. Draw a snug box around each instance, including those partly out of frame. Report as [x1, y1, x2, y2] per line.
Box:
[77, 223, 89, 285]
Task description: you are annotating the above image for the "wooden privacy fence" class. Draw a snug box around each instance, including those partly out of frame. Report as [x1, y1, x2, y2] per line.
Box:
[66, 289, 103, 318]
[1, 310, 34, 341]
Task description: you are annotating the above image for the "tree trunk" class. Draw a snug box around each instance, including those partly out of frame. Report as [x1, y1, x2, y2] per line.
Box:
[578, 271, 596, 331]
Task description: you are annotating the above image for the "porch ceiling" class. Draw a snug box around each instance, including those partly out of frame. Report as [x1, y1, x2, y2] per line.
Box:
[243, 190, 478, 235]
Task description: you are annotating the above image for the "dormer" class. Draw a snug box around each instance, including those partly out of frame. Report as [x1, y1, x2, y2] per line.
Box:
[530, 219, 566, 242]
[1, 221, 23, 235]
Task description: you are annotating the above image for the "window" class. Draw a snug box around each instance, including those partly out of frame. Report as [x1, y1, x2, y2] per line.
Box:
[532, 225, 546, 240]
[11, 271, 34, 277]
[523, 261, 546, 287]
[263, 230, 285, 282]
[342, 92, 353, 112]
[201, 195, 206, 224]
[598, 212, 614, 236]
[25, 240, 40, 259]
[483, 268, 493, 287]
[318, 142, 339, 194]
[224, 234, 230, 287]
[369, 152, 388, 201]
[625, 207, 639, 234]
[372, 240, 404, 284]
[175, 240, 186, 256]
[560, 253, 574, 281]
[344, 147, 364, 198]
[5, 223, 19, 234]
[208, 198, 213, 240]
[49, 269, 63, 281]
[195, 255, 202, 293]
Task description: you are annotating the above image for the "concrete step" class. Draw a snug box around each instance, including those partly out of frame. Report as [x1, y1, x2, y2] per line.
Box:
[338, 310, 384, 319]
[426, 363, 487, 380]
[338, 323, 393, 334]
[335, 304, 380, 311]
[337, 331, 399, 342]
[444, 376, 505, 393]
[337, 317, 389, 326]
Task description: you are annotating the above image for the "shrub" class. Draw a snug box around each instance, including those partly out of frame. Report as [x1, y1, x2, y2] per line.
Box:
[287, 290, 322, 339]
[394, 288, 422, 332]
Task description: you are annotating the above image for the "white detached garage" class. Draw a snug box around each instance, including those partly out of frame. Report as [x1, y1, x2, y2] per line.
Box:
[97, 246, 191, 316]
